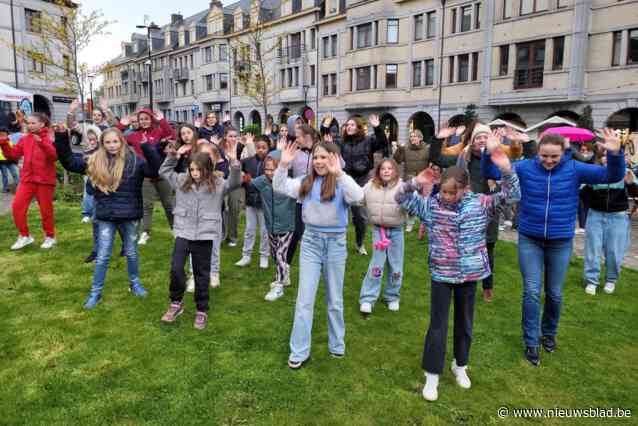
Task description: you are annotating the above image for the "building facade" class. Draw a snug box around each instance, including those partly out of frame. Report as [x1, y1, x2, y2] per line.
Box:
[102, 0, 638, 141]
[0, 0, 77, 122]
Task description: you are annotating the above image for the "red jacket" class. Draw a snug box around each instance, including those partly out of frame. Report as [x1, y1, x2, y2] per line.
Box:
[0, 129, 57, 186]
[125, 108, 175, 158]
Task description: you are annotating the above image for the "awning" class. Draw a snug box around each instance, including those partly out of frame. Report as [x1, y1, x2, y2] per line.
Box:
[0, 82, 34, 103]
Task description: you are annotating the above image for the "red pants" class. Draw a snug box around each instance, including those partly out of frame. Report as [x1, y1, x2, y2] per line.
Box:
[12, 182, 56, 238]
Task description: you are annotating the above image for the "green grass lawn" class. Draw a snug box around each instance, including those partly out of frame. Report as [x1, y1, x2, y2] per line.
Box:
[1, 202, 637, 425]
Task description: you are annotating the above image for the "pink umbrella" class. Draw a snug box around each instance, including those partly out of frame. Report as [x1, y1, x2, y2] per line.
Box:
[539, 126, 596, 142]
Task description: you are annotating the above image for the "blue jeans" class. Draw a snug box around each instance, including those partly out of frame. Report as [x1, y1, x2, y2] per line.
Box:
[518, 233, 573, 347]
[90, 220, 141, 295]
[0, 162, 19, 190]
[289, 229, 347, 362]
[584, 210, 630, 286]
[81, 179, 95, 217]
[360, 226, 404, 304]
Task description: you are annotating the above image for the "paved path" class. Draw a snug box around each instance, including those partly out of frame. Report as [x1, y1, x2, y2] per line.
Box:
[498, 215, 638, 270]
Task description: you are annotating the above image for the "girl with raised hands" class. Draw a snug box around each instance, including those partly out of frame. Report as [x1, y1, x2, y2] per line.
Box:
[273, 142, 364, 369]
[397, 149, 520, 402]
[54, 127, 162, 309]
[159, 137, 241, 330]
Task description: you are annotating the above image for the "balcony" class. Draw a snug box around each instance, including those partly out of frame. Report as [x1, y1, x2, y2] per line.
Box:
[173, 68, 190, 81]
[514, 67, 543, 89]
[277, 44, 305, 64]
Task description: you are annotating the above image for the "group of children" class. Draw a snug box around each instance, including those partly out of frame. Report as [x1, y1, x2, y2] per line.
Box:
[3, 107, 633, 402]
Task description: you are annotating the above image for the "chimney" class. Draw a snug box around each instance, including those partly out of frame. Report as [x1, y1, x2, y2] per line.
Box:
[171, 13, 183, 24]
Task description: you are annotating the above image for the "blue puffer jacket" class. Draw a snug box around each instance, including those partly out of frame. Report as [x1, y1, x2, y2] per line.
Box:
[482, 149, 625, 240]
[54, 131, 161, 221]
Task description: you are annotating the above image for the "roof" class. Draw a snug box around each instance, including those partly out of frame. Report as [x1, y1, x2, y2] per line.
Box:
[525, 116, 577, 132]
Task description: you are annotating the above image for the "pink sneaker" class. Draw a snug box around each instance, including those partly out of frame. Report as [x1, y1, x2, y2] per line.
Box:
[161, 302, 183, 323]
[194, 311, 208, 330]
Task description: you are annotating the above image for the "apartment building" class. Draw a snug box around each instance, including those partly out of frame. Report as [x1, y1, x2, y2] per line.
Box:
[102, 0, 638, 142]
[0, 0, 78, 122]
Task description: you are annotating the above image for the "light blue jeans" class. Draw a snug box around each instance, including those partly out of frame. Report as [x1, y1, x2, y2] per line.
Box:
[90, 220, 141, 295]
[360, 225, 404, 305]
[81, 177, 95, 217]
[289, 229, 347, 362]
[584, 210, 630, 286]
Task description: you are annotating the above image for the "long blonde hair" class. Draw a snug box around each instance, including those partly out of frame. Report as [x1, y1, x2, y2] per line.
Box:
[86, 128, 133, 193]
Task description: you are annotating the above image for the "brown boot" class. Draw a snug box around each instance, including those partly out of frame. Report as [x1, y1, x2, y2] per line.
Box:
[483, 288, 493, 302]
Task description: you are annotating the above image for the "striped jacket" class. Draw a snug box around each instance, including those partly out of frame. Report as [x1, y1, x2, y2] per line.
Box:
[396, 172, 520, 284]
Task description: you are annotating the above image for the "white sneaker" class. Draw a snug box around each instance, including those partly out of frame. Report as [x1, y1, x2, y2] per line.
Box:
[11, 235, 34, 250]
[357, 245, 368, 256]
[503, 220, 513, 228]
[227, 240, 237, 247]
[81, 216, 91, 224]
[360, 302, 372, 314]
[585, 284, 597, 295]
[259, 256, 269, 269]
[186, 276, 195, 292]
[265, 283, 284, 301]
[451, 359, 471, 389]
[422, 373, 439, 401]
[138, 232, 150, 245]
[603, 282, 616, 294]
[405, 224, 414, 233]
[498, 225, 505, 231]
[210, 272, 220, 288]
[575, 228, 586, 235]
[235, 256, 251, 267]
[40, 237, 56, 249]
[387, 300, 400, 312]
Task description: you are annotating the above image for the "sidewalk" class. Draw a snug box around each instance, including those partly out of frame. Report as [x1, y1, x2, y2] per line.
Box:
[498, 216, 638, 270]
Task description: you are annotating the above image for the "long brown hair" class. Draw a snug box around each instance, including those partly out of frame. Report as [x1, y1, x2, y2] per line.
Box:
[371, 159, 400, 188]
[299, 142, 341, 202]
[341, 116, 366, 142]
[30, 112, 50, 129]
[441, 166, 469, 189]
[181, 152, 217, 193]
[86, 128, 132, 193]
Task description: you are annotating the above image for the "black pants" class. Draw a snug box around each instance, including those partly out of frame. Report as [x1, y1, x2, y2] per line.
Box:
[170, 237, 213, 312]
[422, 281, 477, 374]
[482, 242, 496, 290]
[351, 205, 368, 247]
[286, 203, 305, 265]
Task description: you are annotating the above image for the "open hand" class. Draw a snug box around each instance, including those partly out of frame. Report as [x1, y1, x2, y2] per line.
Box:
[486, 130, 502, 153]
[176, 144, 191, 158]
[210, 135, 221, 146]
[69, 99, 81, 113]
[437, 123, 456, 139]
[506, 128, 530, 143]
[277, 136, 287, 151]
[154, 110, 164, 121]
[226, 139, 238, 162]
[322, 113, 333, 128]
[491, 148, 512, 173]
[99, 98, 109, 112]
[368, 114, 380, 128]
[280, 142, 298, 168]
[327, 153, 343, 176]
[601, 128, 621, 154]
[120, 116, 130, 127]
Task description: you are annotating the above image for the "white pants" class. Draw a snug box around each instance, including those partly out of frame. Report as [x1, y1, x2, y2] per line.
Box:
[242, 206, 269, 259]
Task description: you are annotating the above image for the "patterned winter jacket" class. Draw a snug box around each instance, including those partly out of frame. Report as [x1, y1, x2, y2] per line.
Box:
[396, 172, 520, 284]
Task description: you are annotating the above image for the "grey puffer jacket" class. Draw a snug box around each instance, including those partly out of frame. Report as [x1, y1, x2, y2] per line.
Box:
[160, 155, 241, 241]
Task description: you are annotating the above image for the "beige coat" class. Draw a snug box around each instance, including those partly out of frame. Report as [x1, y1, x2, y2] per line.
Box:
[362, 180, 406, 227]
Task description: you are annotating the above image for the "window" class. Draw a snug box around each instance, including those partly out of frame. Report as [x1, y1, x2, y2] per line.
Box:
[310, 28, 316, 50]
[204, 47, 212, 63]
[386, 64, 398, 88]
[287, 68, 293, 87]
[349, 27, 354, 50]
[322, 74, 330, 95]
[357, 23, 373, 48]
[427, 12, 436, 38]
[412, 61, 422, 87]
[387, 19, 399, 43]
[25, 9, 41, 33]
[323, 36, 330, 58]
[233, 78, 238, 95]
[190, 54, 194, 69]
[458, 54, 469, 82]
[331, 34, 338, 57]
[28, 54, 44, 73]
[499, 45, 509, 76]
[557, 0, 569, 8]
[515, 40, 545, 88]
[425, 59, 434, 85]
[219, 45, 227, 62]
[503, 0, 512, 19]
[294, 67, 299, 86]
[356, 66, 371, 90]
[205, 74, 213, 91]
[552, 36, 565, 70]
[472, 52, 479, 80]
[460, 6, 472, 32]
[474, 3, 481, 29]
[310, 64, 316, 86]
[414, 15, 424, 41]
[629, 29, 638, 64]
[451, 9, 457, 34]
[219, 73, 228, 89]
[63, 55, 71, 76]
[281, 69, 287, 88]
[449, 56, 455, 82]
[330, 73, 337, 95]
[349, 69, 353, 91]
[520, 0, 547, 15]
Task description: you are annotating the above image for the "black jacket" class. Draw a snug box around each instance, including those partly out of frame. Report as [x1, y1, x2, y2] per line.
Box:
[337, 126, 388, 185]
[54, 131, 161, 221]
[241, 155, 265, 208]
[198, 124, 224, 141]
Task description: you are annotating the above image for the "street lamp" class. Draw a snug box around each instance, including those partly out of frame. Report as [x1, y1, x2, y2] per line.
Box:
[136, 22, 160, 111]
[87, 73, 95, 118]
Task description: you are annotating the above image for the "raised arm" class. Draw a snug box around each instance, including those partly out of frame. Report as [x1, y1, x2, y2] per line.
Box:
[395, 171, 433, 223]
[272, 142, 302, 199]
[479, 150, 521, 217]
[223, 160, 242, 195]
[159, 153, 182, 188]
[53, 130, 86, 174]
[155, 111, 175, 140]
[576, 129, 625, 184]
[368, 114, 389, 154]
[0, 135, 23, 161]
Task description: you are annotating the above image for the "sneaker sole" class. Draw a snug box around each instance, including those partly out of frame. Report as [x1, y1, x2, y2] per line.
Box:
[161, 309, 184, 323]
